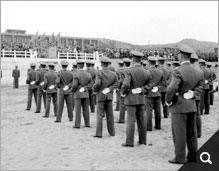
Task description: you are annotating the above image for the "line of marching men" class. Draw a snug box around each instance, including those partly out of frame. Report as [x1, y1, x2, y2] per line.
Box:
[25, 44, 217, 164]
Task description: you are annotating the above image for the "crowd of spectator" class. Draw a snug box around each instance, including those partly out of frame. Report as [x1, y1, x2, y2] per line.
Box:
[1, 41, 218, 62]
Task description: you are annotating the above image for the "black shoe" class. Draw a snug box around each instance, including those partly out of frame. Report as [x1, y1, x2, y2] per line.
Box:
[85, 125, 90, 128]
[69, 119, 73, 121]
[121, 143, 134, 147]
[137, 141, 146, 145]
[147, 129, 152, 131]
[93, 135, 102, 138]
[204, 113, 209, 115]
[34, 111, 40, 113]
[43, 116, 49, 118]
[164, 116, 168, 118]
[116, 121, 125, 124]
[54, 120, 61, 123]
[73, 126, 80, 129]
[154, 127, 161, 130]
[25, 109, 30, 111]
[168, 158, 187, 164]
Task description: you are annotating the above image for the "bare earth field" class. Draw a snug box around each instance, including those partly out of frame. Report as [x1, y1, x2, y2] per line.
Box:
[1, 84, 218, 170]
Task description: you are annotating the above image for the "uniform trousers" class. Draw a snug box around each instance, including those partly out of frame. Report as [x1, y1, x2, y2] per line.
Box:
[36, 88, 46, 112]
[74, 98, 90, 127]
[56, 93, 73, 121]
[146, 97, 161, 130]
[13, 78, 19, 88]
[161, 92, 169, 118]
[195, 100, 202, 138]
[45, 93, 57, 117]
[125, 105, 146, 146]
[171, 113, 197, 162]
[209, 85, 214, 105]
[26, 88, 37, 110]
[118, 97, 126, 123]
[115, 91, 120, 111]
[72, 92, 75, 111]
[200, 89, 210, 114]
[95, 100, 115, 137]
[88, 89, 95, 112]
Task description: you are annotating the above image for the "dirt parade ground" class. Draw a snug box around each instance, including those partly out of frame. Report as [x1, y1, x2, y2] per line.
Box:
[1, 85, 218, 170]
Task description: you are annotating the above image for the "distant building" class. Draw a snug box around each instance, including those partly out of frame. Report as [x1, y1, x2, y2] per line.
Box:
[214, 47, 218, 54]
[1, 29, 99, 52]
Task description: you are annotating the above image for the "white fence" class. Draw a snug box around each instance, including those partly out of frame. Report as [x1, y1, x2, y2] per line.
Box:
[1, 49, 103, 61]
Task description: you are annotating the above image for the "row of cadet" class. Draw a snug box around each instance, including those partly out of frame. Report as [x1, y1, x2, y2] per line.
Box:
[24, 46, 218, 165]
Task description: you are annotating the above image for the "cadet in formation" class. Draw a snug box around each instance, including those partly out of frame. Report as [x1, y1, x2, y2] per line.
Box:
[72, 60, 92, 128]
[43, 63, 58, 117]
[55, 60, 73, 122]
[26, 63, 38, 111]
[12, 65, 20, 89]
[35, 63, 47, 113]
[166, 44, 204, 164]
[71, 62, 78, 111]
[115, 60, 124, 113]
[190, 53, 204, 138]
[93, 56, 118, 138]
[86, 60, 96, 113]
[198, 59, 212, 115]
[157, 57, 171, 118]
[117, 58, 132, 123]
[146, 56, 166, 131]
[121, 50, 153, 147]
[206, 63, 216, 106]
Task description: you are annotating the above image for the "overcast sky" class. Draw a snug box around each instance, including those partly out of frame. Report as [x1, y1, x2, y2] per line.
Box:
[1, 1, 218, 45]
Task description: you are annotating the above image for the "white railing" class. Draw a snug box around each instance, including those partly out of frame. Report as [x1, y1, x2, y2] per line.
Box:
[57, 51, 103, 61]
[1, 49, 37, 58]
[1, 49, 103, 61]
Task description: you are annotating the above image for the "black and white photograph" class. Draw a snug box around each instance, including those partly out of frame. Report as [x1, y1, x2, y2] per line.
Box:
[1, 1, 218, 170]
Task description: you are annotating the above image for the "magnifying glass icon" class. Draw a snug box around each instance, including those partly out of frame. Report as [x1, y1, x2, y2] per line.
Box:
[200, 152, 212, 164]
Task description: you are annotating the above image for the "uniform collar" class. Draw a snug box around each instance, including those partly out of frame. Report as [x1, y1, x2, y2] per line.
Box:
[180, 61, 190, 66]
[134, 63, 141, 66]
[150, 65, 156, 68]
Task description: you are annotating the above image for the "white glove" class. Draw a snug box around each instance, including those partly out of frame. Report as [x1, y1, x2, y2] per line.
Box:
[49, 85, 55, 90]
[132, 88, 142, 94]
[79, 87, 85, 92]
[165, 101, 172, 107]
[183, 90, 194, 99]
[30, 81, 35, 85]
[40, 82, 45, 86]
[102, 88, 110, 94]
[151, 86, 158, 93]
[63, 85, 69, 91]
[205, 80, 208, 84]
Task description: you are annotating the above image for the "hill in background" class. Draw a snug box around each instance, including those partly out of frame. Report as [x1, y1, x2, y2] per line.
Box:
[99, 38, 218, 52]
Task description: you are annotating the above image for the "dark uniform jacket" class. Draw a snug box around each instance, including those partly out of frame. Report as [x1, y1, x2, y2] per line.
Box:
[56, 70, 73, 95]
[36, 68, 47, 90]
[86, 68, 96, 88]
[116, 68, 125, 89]
[93, 68, 118, 102]
[147, 65, 166, 97]
[201, 67, 212, 90]
[12, 69, 20, 78]
[166, 62, 204, 114]
[43, 70, 57, 94]
[121, 64, 153, 105]
[208, 68, 216, 86]
[72, 69, 92, 99]
[157, 65, 171, 92]
[191, 64, 204, 101]
[26, 69, 38, 89]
